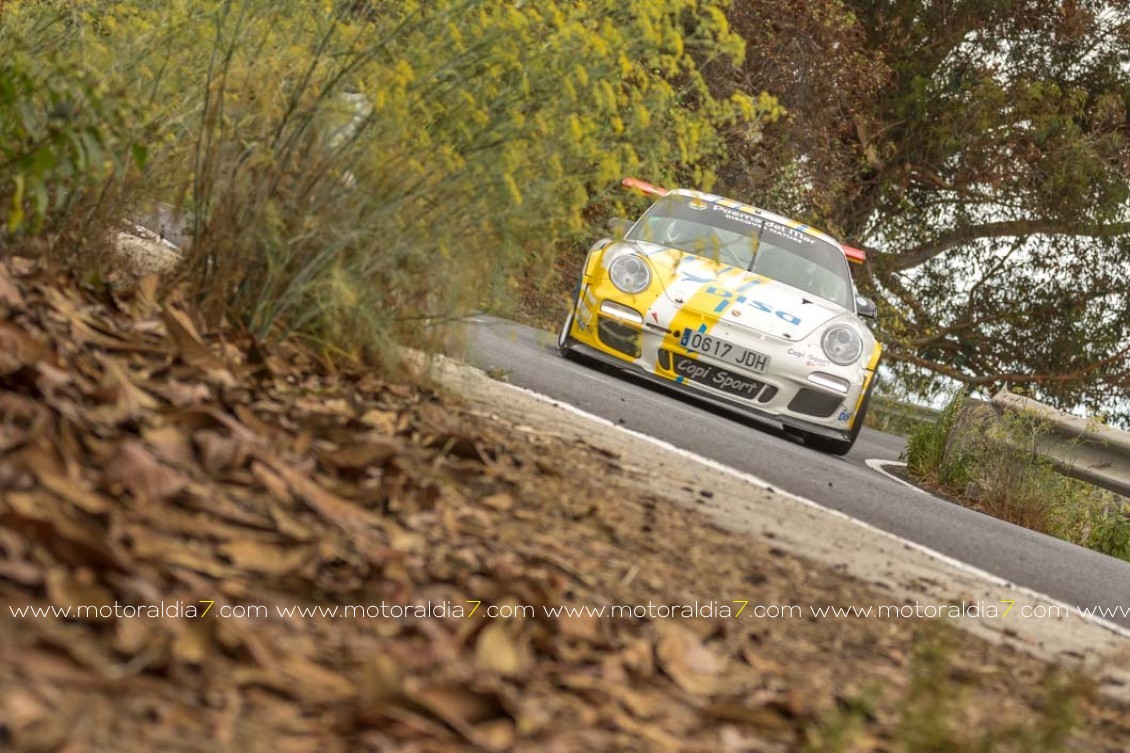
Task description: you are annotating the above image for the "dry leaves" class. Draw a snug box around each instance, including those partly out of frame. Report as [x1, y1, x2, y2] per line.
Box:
[1, 260, 1128, 753]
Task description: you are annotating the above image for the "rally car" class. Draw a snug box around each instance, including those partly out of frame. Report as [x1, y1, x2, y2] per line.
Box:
[557, 178, 881, 455]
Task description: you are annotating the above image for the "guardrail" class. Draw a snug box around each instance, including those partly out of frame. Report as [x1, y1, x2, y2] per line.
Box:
[992, 389, 1130, 497]
[867, 395, 941, 437]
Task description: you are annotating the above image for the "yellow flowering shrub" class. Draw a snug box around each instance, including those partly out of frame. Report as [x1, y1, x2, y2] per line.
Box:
[1, 0, 782, 357]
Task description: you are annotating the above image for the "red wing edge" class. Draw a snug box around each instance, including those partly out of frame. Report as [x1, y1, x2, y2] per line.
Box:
[842, 244, 867, 265]
[621, 177, 669, 197]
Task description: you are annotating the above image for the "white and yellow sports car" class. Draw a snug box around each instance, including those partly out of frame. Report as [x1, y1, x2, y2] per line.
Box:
[558, 178, 881, 455]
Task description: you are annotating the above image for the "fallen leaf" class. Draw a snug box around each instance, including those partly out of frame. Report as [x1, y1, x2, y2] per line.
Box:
[45, 567, 116, 620]
[261, 454, 381, 533]
[427, 433, 491, 463]
[359, 408, 399, 434]
[0, 260, 26, 309]
[172, 616, 214, 665]
[475, 620, 530, 678]
[221, 539, 311, 575]
[360, 654, 406, 706]
[655, 621, 721, 695]
[0, 491, 128, 571]
[480, 492, 514, 511]
[0, 392, 50, 452]
[103, 440, 188, 502]
[474, 719, 516, 752]
[162, 305, 236, 386]
[251, 460, 295, 503]
[114, 614, 156, 656]
[148, 378, 212, 407]
[162, 306, 225, 371]
[194, 430, 243, 474]
[557, 612, 606, 645]
[317, 439, 398, 474]
[89, 360, 160, 425]
[410, 684, 508, 743]
[234, 659, 356, 704]
[702, 700, 796, 732]
[0, 320, 47, 376]
[0, 689, 63, 750]
[131, 273, 161, 319]
[142, 425, 196, 466]
[17, 445, 113, 513]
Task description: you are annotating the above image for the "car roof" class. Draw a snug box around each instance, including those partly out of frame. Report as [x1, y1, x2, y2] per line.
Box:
[663, 188, 844, 251]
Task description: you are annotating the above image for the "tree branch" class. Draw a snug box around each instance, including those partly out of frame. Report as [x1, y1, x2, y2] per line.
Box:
[885, 340, 1130, 386]
[879, 219, 1130, 271]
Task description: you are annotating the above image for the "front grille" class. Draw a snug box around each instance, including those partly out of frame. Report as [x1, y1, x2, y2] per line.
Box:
[598, 317, 641, 358]
[787, 388, 842, 418]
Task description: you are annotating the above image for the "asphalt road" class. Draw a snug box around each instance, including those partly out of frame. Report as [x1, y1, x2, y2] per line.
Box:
[458, 315, 1130, 628]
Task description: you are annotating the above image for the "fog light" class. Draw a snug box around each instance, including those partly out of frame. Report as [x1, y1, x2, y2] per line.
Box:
[807, 372, 850, 394]
[599, 301, 644, 324]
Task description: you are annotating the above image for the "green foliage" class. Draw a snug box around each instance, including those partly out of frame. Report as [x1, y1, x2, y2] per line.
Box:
[1, 0, 773, 357]
[1085, 501, 1130, 560]
[716, 2, 1130, 423]
[904, 390, 966, 483]
[0, 54, 139, 235]
[896, 625, 1084, 753]
[904, 392, 1130, 560]
[895, 625, 965, 752]
[806, 622, 1088, 752]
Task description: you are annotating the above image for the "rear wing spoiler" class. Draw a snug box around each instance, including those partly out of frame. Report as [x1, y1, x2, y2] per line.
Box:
[841, 244, 866, 265]
[621, 177, 866, 264]
[621, 177, 668, 197]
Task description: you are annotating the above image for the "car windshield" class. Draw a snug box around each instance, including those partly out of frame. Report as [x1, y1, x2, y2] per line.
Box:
[626, 194, 854, 309]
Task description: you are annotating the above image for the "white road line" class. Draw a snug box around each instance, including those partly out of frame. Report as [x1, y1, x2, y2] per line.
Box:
[491, 377, 1130, 641]
[865, 458, 929, 495]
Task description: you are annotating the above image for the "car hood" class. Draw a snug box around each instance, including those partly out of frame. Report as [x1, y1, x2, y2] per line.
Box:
[632, 242, 852, 341]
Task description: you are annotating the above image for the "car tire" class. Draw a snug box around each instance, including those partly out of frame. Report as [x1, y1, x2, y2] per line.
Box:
[557, 309, 578, 359]
[802, 379, 876, 456]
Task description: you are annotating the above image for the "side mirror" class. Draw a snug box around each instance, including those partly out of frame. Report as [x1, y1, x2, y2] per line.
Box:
[606, 217, 633, 237]
[856, 295, 878, 320]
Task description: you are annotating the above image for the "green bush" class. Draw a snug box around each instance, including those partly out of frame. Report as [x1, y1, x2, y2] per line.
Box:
[1, 0, 780, 360]
[904, 390, 968, 486]
[1086, 501, 1130, 560]
[0, 55, 142, 239]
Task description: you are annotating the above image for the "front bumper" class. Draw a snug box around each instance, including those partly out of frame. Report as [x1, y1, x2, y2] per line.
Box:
[562, 340, 852, 442]
[565, 284, 877, 441]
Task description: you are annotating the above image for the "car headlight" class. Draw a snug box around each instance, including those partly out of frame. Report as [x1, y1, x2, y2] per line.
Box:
[821, 325, 863, 366]
[608, 255, 651, 294]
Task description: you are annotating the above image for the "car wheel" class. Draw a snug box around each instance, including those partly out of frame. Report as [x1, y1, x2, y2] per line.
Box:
[803, 380, 876, 456]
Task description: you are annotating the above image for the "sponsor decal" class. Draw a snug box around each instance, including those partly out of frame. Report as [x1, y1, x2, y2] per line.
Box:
[676, 256, 750, 285]
[762, 222, 817, 246]
[670, 352, 762, 399]
[711, 204, 762, 228]
[706, 286, 801, 326]
[788, 347, 829, 367]
[576, 301, 594, 330]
